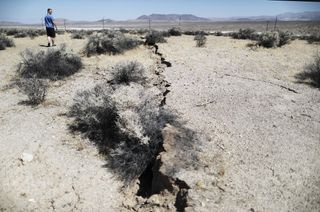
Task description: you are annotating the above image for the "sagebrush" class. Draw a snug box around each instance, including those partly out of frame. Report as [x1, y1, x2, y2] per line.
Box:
[0, 34, 14, 50]
[307, 33, 320, 44]
[18, 45, 82, 80]
[71, 31, 85, 39]
[231, 28, 258, 40]
[168, 27, 182, 36]
[5, 29, 45, 39]
[145, 31, 167, 45]
[295, 52, 320, 88]
[257, 31, 280, 48]
[111, 61, 147, 85]
[84, 32, 142, 56]
[17, 77, 49, 105]
[256, 31, 292, 48]
[194, 31, 207, 47]
[68, 80, 184, 184]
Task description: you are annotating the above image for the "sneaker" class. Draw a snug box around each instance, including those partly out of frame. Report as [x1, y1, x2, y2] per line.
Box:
[47, 43, 51, 47]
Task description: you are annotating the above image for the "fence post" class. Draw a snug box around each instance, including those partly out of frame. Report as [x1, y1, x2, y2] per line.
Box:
[274, 16, 278, 31]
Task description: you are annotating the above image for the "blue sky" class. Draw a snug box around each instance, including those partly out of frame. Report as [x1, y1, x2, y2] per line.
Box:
[0, 0, 319, 23]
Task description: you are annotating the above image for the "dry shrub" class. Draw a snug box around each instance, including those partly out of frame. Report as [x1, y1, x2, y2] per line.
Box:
[71, 31, 85, 39]
[84, 32, 142, 56]
[0, 34, 14, 50]
[68, 79, 183, 184]
[111, 61, 147, 85]
[145, 31, 167, 45]
[295, 52, 320, 88]
[18, 45, 82, 80]
[307, 33, 320, 44]
[4, 28, 19, 36]
[257, 31, 280, 48]
[10, 29, 43, 39]
[256, 31, 292, 48]
[214, 31, 223, 36]
[231, 28, 258, 40]
[278, 31, 293, 47]
[17, 77, 49, 105]
[14, 31, 28, 38]
[168, 27, 182, 36]
[69, 84, 119, 144]
[194, 31, 207, 47]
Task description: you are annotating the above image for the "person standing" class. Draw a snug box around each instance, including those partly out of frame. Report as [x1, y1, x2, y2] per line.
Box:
[44, 8, 57, 47]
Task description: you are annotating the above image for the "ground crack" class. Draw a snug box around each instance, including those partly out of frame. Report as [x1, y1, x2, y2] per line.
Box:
[71, 185, 81, 211]
[224, 74, 299, 94]
[122, 44, 190, 212]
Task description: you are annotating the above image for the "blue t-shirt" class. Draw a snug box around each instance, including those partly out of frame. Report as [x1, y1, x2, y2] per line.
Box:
[44, 15, 54, 28]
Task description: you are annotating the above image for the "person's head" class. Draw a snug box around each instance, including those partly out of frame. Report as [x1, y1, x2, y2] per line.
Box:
[47, 8, 53, 15]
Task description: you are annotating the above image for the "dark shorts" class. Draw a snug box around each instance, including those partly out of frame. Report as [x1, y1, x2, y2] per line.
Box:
[46, 27, 56, 38]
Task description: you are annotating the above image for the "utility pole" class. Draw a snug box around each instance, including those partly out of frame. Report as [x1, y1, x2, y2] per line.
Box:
[148, 18, 151, 31]
[273, 16, 278, 31]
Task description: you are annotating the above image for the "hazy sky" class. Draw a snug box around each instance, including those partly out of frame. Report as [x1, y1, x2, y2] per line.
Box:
[0, 0, 319, 23]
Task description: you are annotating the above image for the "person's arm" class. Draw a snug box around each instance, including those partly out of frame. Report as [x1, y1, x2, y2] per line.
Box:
[53, 21, 58, 31]
[52, 17, 58, 31]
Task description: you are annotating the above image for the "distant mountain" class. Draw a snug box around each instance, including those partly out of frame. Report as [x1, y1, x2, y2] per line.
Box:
[54, 18, 114, 25]
[210, 11, 320, 21]
[137, 14, 209, 21]
[0, 21, 23, 26]
[277, 11, 320, 21]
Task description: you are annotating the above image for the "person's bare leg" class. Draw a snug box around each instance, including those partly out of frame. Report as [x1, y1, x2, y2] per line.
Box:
[52, 38, 55, 46]
[47, 36, 52, 47]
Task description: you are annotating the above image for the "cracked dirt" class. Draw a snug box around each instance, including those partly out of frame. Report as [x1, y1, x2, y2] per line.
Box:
[0, 34, 319, 211]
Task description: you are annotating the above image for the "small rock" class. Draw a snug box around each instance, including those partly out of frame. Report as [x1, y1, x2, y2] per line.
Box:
[28, 198, 36, 203]
[148, 195, 161, 205]
[196, 181, 205, 189]
[20, 153, 33, 163]
[53, 81, 60, 87]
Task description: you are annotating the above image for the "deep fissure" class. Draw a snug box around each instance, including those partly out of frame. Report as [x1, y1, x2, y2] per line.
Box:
[133, 43, 190, 211]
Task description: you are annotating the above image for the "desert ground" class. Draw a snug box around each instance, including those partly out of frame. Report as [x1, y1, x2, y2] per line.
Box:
[0, 29, 319, 212]
[3, 20, 320, 35]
